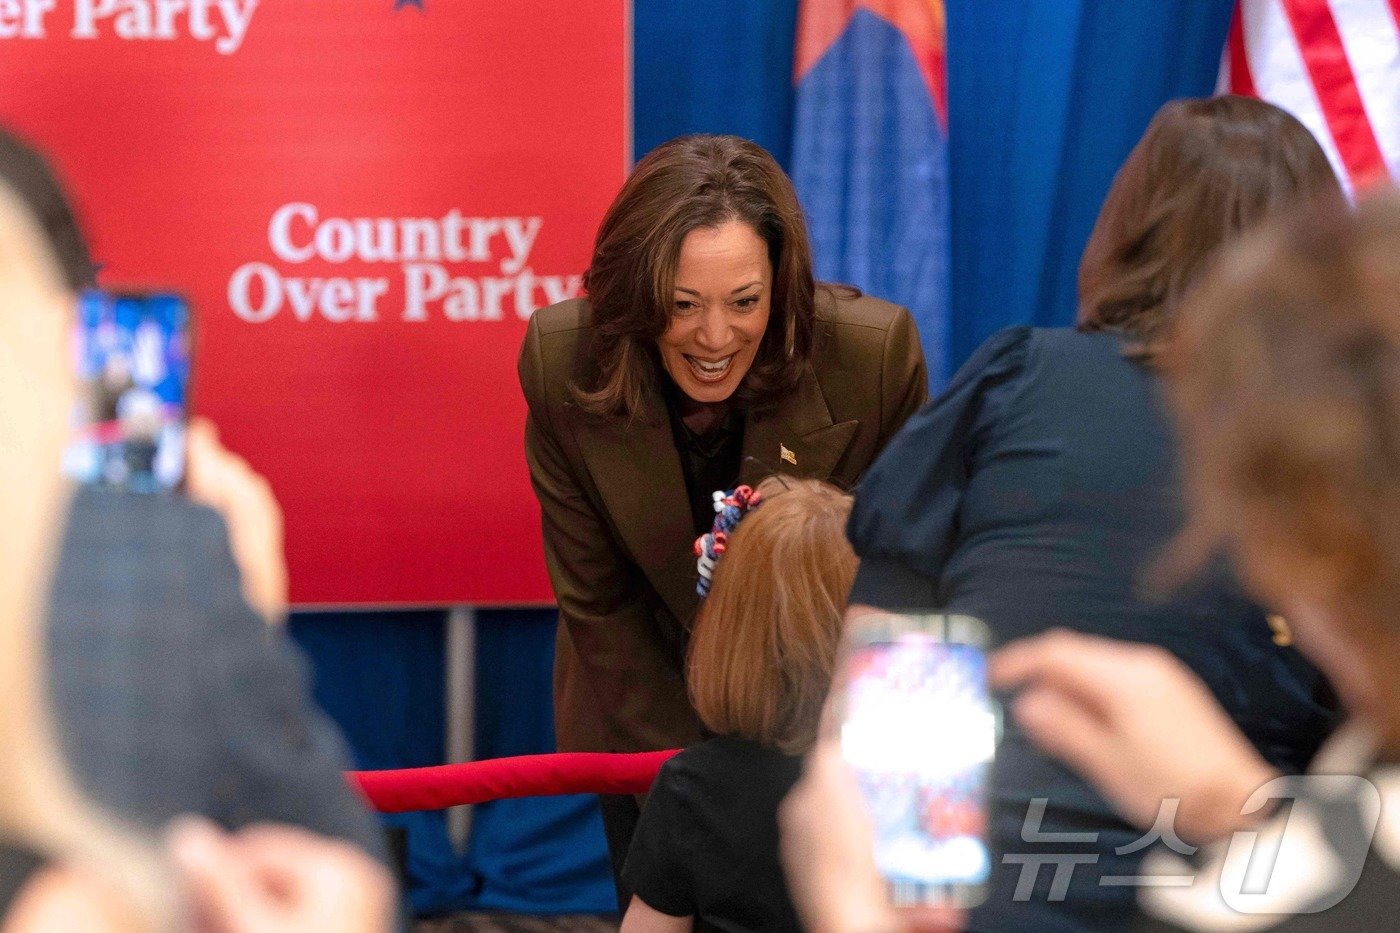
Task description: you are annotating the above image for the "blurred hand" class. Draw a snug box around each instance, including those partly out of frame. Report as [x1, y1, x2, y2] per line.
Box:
[168, 817, 393, 933]
[780, 741, 962, 933]
[991, 629, 1279, 843]
[185, 419, 288, 624]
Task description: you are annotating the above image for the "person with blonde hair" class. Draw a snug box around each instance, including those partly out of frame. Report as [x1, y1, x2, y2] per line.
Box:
[991, 189, 1400, 930]
[620, 476, 857, 933]
[833, 95, 1345, 929]
[780, 187, 1400, 933]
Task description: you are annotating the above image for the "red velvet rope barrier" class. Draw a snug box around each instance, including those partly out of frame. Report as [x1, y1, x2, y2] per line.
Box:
[348, 750, 681, 813]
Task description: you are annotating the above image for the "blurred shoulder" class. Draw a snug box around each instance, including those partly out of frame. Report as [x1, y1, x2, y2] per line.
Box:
[653, 740, 730, 792]
[57, 487, 235, 578]
[942, 326, 1110, 390]
[658, 738, 792, 788]
[528, 297, 593, 338]
[1017, 327, 1144, 383]
[811, 286, 917, 374]
[518, 299, 594, 407]
[51, 487, 250, 638]
[1028, 325, 1127, 359]
[814, 285, 909, 336]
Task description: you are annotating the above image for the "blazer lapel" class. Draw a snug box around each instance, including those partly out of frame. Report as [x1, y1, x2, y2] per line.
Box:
[738, 365, 859, 488]
[573, 364, 860, 626]
[574, 391, 701, 627]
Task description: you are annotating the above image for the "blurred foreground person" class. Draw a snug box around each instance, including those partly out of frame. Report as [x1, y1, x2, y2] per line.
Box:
[621, 478, 856, 933]
[0, 123, 174, 933]
[995, 191, 1400, 929]
[840, 96, 1344, 930]
[0, 129, 384, 858]
[0, 127, 391, 930]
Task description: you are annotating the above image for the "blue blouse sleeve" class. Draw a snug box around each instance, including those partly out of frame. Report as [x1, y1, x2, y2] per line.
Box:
[848, 326, 1032, 610]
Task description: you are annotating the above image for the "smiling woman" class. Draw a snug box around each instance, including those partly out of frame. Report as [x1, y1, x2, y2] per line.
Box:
[516, 134, 930, 909]
[658, 222, 772, 418]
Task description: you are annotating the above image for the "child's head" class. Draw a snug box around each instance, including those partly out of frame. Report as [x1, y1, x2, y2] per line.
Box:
[687, 476, 857, 754]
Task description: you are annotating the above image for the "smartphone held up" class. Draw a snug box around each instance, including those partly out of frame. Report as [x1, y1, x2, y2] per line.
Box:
[835, 611, 999, 908]
[63, 290, 191, 493]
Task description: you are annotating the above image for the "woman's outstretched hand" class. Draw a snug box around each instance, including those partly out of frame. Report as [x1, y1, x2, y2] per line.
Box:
[991, 629, 1280, 844]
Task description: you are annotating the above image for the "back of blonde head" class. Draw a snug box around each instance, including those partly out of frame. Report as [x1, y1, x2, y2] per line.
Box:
[687, 477, 857, 755]
[1169, 190, 1400, 624]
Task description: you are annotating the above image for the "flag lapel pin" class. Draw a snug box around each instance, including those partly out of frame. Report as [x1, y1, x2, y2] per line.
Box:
[780, 444, 797, 466]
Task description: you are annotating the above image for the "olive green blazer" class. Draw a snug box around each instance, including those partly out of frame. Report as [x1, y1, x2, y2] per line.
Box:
[518, 288, 929, 753]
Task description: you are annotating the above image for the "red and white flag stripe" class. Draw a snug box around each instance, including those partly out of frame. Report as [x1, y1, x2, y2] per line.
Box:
[1222, 0, 1400, 195]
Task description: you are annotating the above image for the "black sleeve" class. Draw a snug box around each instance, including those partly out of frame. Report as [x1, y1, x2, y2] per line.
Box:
[48, 489, 387, 863]
[848, 326, 1031, 610]
[622, 760, 697, 918]
[0, 845, 44, 919]
[193, 510, 388, 861]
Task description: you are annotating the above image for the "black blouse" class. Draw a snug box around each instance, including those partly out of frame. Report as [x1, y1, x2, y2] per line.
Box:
[0, 843, 44, 921]
[624, 736, 804, 932]
[665, 386, 747, 537]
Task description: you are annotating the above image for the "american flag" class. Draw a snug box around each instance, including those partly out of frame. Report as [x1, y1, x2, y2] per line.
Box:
[1221, 0, 1400, 195]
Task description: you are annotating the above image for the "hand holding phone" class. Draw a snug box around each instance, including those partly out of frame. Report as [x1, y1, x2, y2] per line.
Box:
[781, 740, 963, 933]
[185, 419, 288, 625]
[834, 611, 998, 908]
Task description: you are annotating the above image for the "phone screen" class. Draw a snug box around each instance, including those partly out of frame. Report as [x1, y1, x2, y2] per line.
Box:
[839, 618, 997, 905]
[64, 290, 191, 492]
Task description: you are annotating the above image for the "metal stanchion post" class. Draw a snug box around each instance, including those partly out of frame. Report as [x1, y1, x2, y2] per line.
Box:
[446, 605, 476, 852]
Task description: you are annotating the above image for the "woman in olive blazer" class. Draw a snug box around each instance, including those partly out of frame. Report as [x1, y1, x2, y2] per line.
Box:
[517, 134, 927, 900]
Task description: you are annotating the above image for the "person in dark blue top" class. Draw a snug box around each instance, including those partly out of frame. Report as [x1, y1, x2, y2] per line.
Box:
[844, 97, 1346, 932]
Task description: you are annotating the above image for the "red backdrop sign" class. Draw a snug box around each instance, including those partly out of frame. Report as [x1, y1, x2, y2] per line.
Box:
[0, 0, 628, 605]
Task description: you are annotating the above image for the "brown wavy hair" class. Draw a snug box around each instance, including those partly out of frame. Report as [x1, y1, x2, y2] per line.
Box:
[1166, 191, 1400, 621]
[686, 477, 857, 754]
[574, 135, 817, 418]
[1078, 96, 1342, 359]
